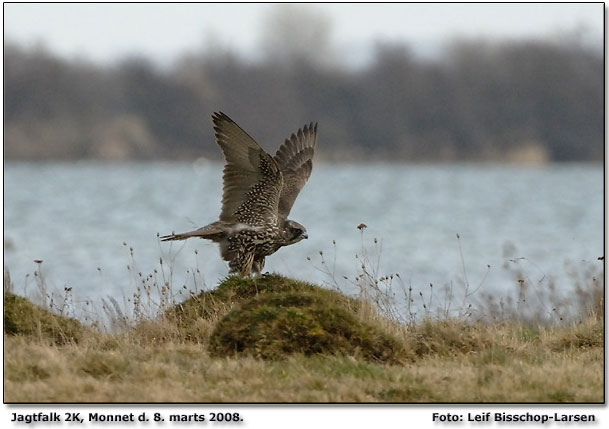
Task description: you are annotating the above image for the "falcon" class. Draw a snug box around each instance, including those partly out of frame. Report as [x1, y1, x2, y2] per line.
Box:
[161, 112, 317, 276]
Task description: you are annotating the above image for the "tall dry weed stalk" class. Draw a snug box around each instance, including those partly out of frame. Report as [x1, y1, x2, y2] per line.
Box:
[5, 226, 603, 331]
[309, 226, 604, 327]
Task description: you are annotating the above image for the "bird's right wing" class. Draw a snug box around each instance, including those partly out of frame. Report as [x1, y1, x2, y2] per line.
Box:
[213, 112, 283, 226]
[274, 122, 317, 222]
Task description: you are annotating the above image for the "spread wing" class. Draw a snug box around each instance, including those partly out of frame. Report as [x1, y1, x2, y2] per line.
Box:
[213, 112, 283, 226]
[274, 122, 317, 222]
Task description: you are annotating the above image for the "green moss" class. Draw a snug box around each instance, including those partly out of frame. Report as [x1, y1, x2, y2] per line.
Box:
[164, 274, 357, 342]
[3, 292, 86, 344]
[161, 274, 406, 362]
[214, 274, 321, 299]
[209, 289, 407, 363]
[170, 274, 336, 316]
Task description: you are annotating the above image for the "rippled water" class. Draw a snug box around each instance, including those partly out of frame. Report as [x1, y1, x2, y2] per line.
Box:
[3, 162, 603, 316]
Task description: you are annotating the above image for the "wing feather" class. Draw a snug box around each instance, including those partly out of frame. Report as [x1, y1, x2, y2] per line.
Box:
[213, 112, 282, 225]
[274, 122, 317, 221]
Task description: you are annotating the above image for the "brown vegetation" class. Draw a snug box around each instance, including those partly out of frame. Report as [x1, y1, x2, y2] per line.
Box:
[3, 264, 604, 402]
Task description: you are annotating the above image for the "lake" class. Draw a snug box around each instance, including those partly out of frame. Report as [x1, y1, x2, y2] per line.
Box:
[3, 162, 603, 320]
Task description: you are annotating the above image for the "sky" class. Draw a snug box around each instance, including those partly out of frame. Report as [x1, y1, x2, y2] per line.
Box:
[3, 3, 604, 65]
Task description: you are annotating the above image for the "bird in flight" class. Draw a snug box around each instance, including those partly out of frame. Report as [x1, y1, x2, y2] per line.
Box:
[161, 112, 317, 276]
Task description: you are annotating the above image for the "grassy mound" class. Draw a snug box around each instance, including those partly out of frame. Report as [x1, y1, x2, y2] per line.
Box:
[4, 292, 86, 344]
[168, 274, 341, 317]
[162, 274, 357, 342]
[160, 274, 405, 362]
[208, 288, 407, 363]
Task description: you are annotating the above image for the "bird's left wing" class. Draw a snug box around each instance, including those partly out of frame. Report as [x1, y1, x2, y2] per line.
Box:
[213, 112, 283, 226]
[274, 122, 317, 222]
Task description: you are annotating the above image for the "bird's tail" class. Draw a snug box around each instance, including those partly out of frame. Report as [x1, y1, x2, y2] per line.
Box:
[160, 222, 225, 242]
[160, 231, 199, 241]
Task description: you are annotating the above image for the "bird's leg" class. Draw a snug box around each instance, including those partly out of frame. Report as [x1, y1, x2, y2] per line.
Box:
[229, 251, 255, 277]
[252, 257, 266, 276]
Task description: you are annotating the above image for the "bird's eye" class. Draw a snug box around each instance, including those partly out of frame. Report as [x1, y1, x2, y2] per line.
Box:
[290, 227, 302, 235]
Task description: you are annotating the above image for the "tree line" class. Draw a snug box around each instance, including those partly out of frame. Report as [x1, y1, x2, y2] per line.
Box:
[4, 36, 602, 162]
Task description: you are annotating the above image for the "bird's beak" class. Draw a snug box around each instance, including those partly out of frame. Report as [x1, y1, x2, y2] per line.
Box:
[302, 233, 308, 239]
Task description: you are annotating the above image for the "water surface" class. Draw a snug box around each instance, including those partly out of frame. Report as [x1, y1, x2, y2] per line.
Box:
[3, 162, 603, 317]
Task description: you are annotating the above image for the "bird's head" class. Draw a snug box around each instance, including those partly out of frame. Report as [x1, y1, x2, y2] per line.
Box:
[282, 219, 308, 244]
